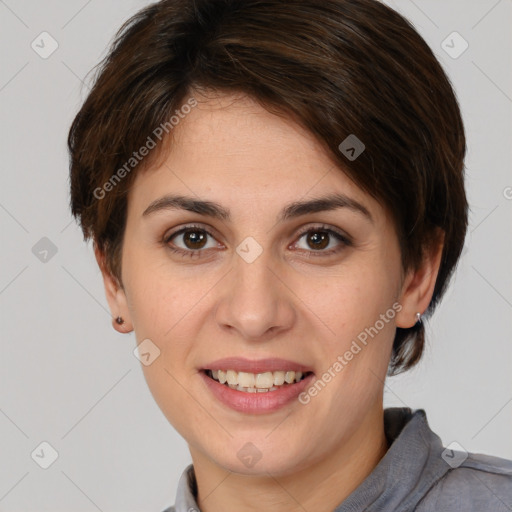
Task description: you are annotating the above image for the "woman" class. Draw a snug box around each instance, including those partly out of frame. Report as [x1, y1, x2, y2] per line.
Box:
[67, 0, 512, 510]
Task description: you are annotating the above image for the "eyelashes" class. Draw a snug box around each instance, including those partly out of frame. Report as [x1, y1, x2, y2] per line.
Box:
[163, 223, 353, 259]
[163, 224, 220, 259]
[293, 225, 352, 254]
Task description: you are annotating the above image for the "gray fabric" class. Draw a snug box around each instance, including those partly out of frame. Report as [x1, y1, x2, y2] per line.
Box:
[162, 407, 512, 511]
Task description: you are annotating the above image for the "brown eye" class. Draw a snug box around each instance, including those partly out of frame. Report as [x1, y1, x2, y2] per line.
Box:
[294, 226, 351, 255]
[182, 230, 208, 249]
[306, 231, 330, 250]
[165, 226, 219, 254]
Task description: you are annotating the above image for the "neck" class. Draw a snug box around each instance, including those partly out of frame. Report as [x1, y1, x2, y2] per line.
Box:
[190, 405, 388, 512]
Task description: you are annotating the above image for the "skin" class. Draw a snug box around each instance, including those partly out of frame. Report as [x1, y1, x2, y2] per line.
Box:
[97, 91, 443, 512]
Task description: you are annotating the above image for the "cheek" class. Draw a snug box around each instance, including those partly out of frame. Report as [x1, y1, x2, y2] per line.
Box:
[122, 248, 202, 337]
[299, 263, 399, 341]
[293, 261, 399, 407]
[123, 259, 206, 433]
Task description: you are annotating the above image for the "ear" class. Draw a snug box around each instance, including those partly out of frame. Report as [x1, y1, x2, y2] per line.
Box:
[94, 244, 133, 333]
[395, 229, 445, 328]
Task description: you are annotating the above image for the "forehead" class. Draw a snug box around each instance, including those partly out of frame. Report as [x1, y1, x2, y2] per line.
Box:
[128, 91, 383, 223]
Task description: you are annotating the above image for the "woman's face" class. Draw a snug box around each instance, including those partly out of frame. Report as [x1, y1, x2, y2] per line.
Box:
[103, 91, 429, 476]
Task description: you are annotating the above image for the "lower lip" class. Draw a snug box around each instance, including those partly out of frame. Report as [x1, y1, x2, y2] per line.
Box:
[199, 371, 315, 414]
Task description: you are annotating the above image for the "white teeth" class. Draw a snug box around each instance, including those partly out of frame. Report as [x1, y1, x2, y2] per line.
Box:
[238, 371, 255, 388]
[273, 371, 285, 386]
[226, 370, 238, 385]
[255, 372, 274, 389]
[285, 371, 296, 384]
[208, 368, 308, 391]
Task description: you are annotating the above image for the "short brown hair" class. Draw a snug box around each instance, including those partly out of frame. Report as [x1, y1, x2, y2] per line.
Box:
[68, 0, 468, 375]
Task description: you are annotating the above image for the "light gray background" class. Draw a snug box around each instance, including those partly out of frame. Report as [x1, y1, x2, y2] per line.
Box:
[0, 0, 511, 510]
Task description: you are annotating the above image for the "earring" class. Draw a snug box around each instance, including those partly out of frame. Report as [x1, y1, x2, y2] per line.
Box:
[115, 316, 124, 325]
[415, 312, 422, 324]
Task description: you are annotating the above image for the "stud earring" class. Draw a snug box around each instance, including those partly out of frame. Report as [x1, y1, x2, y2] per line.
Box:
[115, 316, 124, 325]
[415, 312, 422, 324]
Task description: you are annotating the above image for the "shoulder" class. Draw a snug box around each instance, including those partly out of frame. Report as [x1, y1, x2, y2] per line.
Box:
[418, 451, 512, 511]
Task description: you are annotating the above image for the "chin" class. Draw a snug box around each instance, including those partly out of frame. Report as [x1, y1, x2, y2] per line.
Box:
[209, 438, 308, 477]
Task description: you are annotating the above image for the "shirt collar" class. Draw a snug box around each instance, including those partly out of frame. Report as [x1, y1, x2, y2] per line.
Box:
[171, 407, 451, 512]
[173, 463, 198, 512]
[334, 407, 451, 512]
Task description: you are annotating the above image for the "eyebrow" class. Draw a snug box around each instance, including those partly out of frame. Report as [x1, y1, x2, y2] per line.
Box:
[142, 193, 373, 223]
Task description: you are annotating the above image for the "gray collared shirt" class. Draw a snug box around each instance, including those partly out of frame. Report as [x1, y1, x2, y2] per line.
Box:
[162, 407, 512, 511]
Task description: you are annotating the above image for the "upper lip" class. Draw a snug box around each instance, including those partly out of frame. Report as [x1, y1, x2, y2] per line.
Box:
[201, 357, 314, 374]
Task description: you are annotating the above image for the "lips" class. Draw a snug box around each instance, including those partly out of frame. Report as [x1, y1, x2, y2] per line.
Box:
[200, 357, 315, 374]
[198, 357, 316, 413]
[199, 369, 315, 413]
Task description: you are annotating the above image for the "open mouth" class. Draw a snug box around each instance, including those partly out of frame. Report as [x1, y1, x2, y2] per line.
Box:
[203, 369, 313, 393]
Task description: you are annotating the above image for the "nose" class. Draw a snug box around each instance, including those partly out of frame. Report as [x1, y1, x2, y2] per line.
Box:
[214, 249, 296, 341]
